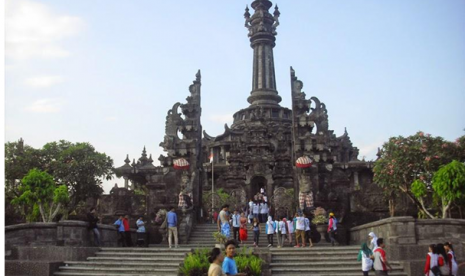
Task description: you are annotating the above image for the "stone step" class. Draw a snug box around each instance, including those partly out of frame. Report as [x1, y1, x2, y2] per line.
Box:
[87, 257, 184, 263]
[55, 272, 177, 276]
[57, 266, 178, 274]
[269, 262, 405, 269]
[65, 261, 180, 268]
[271, 272, 407, 276]
[98, 247, 190, 253]
[95, 252, 187, 257]
[272, 255, 356, 262]
[270, 267, 407, 274]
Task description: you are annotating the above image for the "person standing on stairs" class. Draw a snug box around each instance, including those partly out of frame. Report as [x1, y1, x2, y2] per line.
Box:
[250, 217, 261, 247]
[373, 238, 393, 276]
[114, 215, 126, 247]
[123, 215, 133, 247]
[231, 210, 241, 244]
[358, 242, 373, 276]
[167, 206, 179, 248]
[239, 212, 248, 245]
[277, 216, 287, 248]
[218, 205, 231, 239]
[286, 216, 294, 247]
[368, 232, 379, 251]
[87, 207, 101, 247]
[327, 212, 337, 246]
[294, 213, 305, 248]
[303, 213, 313, 248]
[266, 216, 276, 247]
[136, 216, 146, 247]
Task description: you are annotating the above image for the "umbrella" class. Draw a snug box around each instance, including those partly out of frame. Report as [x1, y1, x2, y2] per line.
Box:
[296, 156, 313, 168]
[174, 158, 190, 170]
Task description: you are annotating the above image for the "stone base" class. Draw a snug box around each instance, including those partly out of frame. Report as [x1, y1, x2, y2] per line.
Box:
[5, 260, 62, 276]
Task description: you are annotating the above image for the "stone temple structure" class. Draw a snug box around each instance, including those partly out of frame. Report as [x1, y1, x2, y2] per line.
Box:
[112, 0, 410, 237]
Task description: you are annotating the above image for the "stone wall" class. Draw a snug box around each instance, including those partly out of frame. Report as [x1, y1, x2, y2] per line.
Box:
[350, 217, 465, 275]
[5, 220, 138, 254]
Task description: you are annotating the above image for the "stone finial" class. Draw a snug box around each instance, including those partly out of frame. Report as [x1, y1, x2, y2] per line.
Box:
[148, 154, 153, 163]
[124, 154, 130, 164]
[195, 70, 201, 81]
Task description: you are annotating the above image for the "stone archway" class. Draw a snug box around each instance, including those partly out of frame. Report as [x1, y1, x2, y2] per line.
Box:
[250, 176, 267, 200]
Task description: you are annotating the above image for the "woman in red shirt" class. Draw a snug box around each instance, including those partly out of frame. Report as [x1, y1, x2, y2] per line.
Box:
[424, 244, 438, 276]
[239, 212, 248, 244]
[437, 243, 450, 276]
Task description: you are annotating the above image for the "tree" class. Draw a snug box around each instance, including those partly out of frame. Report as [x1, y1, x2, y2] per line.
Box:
[373, 132, 465, 218]
[41, 141, 114, 215]
[12, 169, 69, 222]
[432, 160, 465, 218]
[6, 139, 114, 218]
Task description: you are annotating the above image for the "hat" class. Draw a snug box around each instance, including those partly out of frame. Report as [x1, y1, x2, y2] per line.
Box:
[329, 212, 335, 216]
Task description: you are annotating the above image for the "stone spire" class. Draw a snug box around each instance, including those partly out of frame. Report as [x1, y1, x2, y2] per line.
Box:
[244, 0, 282, 106]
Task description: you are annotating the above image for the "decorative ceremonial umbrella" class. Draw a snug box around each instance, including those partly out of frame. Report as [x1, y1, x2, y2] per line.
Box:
[296, 156, 313, 168]
[174, 158, 190, 170]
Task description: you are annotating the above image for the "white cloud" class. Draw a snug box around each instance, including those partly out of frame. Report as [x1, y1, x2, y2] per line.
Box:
[5, 0, 84, 60]
[25, 98, 65, 113]
[25, 75, 65, 88]
[208, 114, 233, 124]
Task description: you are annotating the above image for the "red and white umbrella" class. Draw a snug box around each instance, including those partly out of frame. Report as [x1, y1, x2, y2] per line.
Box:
[296, 156, 313, 168]
[174, 158, 190, 170]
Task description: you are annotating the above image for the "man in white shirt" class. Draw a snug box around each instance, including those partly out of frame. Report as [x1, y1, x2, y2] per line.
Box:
[231, 210, 241, 243]
[259, 202, 267, 223]
[294, 213, 306, 248]
[252, 202, 259, 221]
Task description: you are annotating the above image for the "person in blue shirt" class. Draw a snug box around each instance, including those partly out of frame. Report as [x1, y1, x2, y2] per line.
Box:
[167, 207, 178, 248]
[222, 240, 246, 276]
[136, 216, 146, 247]
[114, 215, 126, 247]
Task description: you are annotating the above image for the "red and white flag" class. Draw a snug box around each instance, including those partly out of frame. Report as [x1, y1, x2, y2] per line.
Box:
[209, 152, 214, 163]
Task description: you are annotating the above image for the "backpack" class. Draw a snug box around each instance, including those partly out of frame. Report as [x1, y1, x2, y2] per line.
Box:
[430, 266, 440, 276]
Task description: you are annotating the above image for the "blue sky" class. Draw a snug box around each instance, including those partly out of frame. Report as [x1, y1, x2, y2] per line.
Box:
[5, 0, 465, 192]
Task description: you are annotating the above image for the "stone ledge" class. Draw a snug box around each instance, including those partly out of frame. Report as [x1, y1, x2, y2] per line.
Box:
[349, 216, 414, 231]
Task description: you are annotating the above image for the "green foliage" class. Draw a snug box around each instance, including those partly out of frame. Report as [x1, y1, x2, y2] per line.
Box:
[212, 232, 228, 244]
[235, 247, 263, 276]
[12, 169, 69, 222]
[179, 249, 210, 276]
[431, 160, 465, 217]
[312, 215, 327, 225]
[179, 247, 263, 276]
[5, 140, 114, 218]
[373, 132, 465, 218]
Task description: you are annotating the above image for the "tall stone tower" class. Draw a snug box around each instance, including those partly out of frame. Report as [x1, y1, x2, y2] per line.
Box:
[115, 0, 394, 230]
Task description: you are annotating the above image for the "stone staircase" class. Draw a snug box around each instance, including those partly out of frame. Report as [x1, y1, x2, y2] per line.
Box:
[53, 247, 190, 276]
[187, 222, 280, 247]
[270, 245, 408, 276]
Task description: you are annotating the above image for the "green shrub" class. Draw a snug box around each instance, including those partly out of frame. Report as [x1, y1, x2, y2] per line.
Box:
[179, 249, 210, 276]
[179, 247, 263, 276]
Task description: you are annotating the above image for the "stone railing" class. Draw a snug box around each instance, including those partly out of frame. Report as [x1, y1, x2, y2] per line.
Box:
[350, 216, 465, 275]
[5, 220, 138, 250]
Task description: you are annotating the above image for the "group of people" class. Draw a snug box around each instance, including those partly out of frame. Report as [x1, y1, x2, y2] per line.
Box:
[217, 202, 339, 248]
[424, 242, 459, 276]
[87, 206, 180, 248]
[358, 232, 461, 276]
[357, 232, 393, 276]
